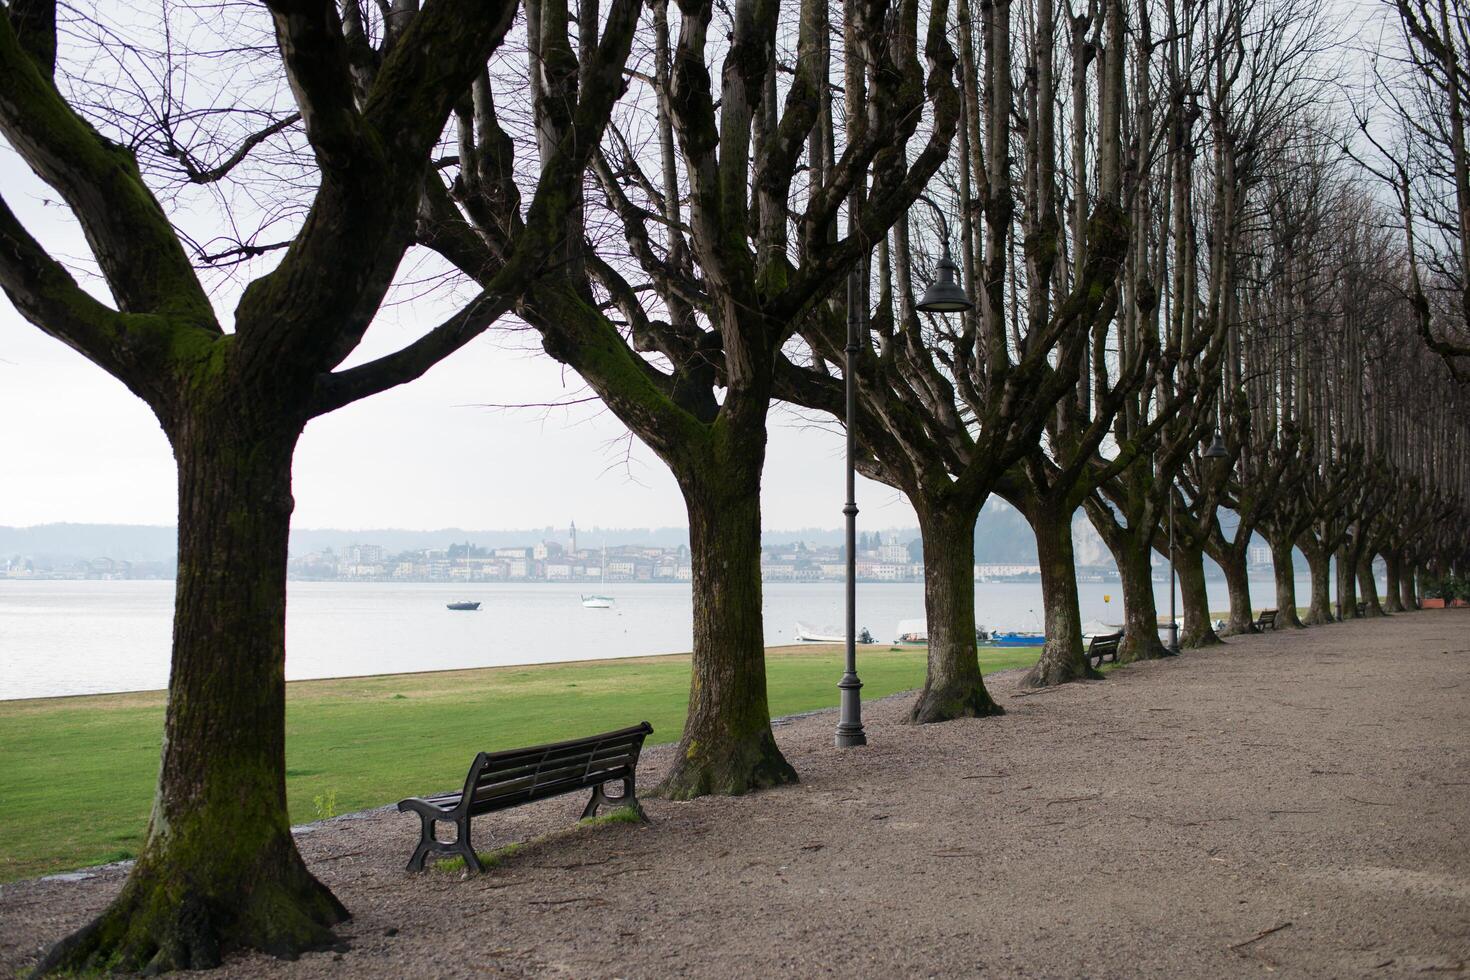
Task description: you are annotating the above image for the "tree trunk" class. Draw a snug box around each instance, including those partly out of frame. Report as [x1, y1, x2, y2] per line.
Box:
[1019, 497, 1100, 687]
[657, 455, 797, 799]
[1382, 550, 1405, 613]
[1401, 561, 1419, 610]
[1213, 543, 1254, 635]
[1301, 540, 1335, 625]
[909, 500, 1002, 721]
[1115, 538, 1173, 662]
[1357, 557, 1385, 617]
[1269, 534, 1305, 628]
[1176, 543, 1223, 647]
[39, 420, 346, 975]
[1336, 545, 1359, 619]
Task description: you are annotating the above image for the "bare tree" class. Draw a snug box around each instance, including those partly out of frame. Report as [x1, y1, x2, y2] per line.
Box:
[774, 0, 1130, 716]
[417, 0, 963, 793]
[0, 0, 637, 970]
[1354, 0, 1470, 380]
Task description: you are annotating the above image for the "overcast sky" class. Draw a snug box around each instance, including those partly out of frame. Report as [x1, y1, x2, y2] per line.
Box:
[0, 151, 918, 533]
[1, 0, 1379, 534]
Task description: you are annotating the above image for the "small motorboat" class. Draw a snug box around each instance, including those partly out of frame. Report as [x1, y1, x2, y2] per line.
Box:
[895, 618, 991, 646]
[446, 601, 481, 611]
[795, 622, 874, 643]
[895, 618, 927, 644]
[985, 631, 1045, 647]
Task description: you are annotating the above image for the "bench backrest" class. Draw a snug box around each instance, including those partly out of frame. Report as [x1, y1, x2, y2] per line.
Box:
[1256, 609, 1276, 624]
[460, 722, 653, 815]
[1089, 632, 1122, 654]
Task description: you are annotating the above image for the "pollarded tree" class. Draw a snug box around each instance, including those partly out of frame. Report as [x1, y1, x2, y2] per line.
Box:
[1354, 0, 1470, 380]
[418, 0, 963, 793]
[776, 0, 1131, 716]
[1091, 0, 1324, 656]
[0, 0, 637, 970]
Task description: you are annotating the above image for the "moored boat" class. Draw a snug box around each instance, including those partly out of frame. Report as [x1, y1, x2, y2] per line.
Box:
[985, 630, 1044, 647]
[446, 601, 480, 611]
[894, 618, 990, 645]
[581, 595, 614, 609]
[795, 622, 873, 643]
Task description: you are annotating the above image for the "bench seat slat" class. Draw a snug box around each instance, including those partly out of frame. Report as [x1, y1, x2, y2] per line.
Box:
[467, 769, 635, 811]
[475, 759, 635, 799]
[479, 737, 643, 772]
[476, 742, 642, 785]
[477, 723, 651, 768]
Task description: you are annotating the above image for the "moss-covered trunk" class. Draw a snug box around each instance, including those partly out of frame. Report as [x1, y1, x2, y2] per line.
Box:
[657, 451, 797, 799]
[1336, 544, 1359, 619]
[1020, 497, 1099, 687]
[909, 501, 1001, 722]
[1175, 543, 1222, 648]
[1115, 538, 1172, 662]
[1357, 557, 1386, 617]
[1214, 544, 1255, 635]
[1382, 550, 1405, 613]
[38, 420, 346, 975]
[1301, 540, 1335, 625]
[1269, 534, 1305, 629]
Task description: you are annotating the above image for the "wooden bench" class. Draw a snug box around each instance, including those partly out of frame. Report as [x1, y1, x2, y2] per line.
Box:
[397, 721, 652, 873]
[1255, 609, 1277, 632]
[1355, 602, 1366, 617]
[1087, 631, 1123, 668]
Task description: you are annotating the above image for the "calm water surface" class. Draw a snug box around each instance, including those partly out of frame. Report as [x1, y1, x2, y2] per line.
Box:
[0, 576, 1310, 700]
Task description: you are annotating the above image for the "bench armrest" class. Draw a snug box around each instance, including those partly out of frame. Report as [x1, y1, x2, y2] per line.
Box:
[398, 795, 460, 818]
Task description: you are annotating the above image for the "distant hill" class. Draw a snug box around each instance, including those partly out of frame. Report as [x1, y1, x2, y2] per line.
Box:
[0, 504, 1299, 577]
[1, 523, 696, 562]
[0, 523, 178, 564]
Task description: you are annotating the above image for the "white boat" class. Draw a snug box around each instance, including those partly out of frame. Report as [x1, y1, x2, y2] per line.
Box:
[795, 622, 873, 643]
[895, 618, 928, 644]
[582, 543, 613, 608]
[896, 617, 994, 645]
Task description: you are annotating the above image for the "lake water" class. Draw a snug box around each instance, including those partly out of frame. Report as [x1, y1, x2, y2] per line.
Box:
[0, 576, 1316, 700]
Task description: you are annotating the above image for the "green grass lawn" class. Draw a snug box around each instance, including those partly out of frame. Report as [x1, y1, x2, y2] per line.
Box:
[0, 644, 1038, 882]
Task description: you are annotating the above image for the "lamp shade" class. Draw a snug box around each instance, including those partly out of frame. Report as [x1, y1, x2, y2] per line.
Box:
[916, 248, 973, 313]
[1203, 433, 1229, 459]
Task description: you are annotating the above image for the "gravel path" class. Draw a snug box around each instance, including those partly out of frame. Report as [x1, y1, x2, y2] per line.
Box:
[4, 610, 1468, 978]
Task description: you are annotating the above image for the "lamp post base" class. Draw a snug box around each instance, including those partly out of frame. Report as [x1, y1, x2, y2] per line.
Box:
[835, 673, 866, 747]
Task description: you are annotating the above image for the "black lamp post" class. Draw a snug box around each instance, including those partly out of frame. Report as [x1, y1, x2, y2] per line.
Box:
[835, 266, 868, 748]
[836, 197, 971, 749]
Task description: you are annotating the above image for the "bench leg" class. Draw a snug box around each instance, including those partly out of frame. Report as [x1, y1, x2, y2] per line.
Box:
[406, 812, 437, 872]
[581, 777, 649, 822]
[405, 814, 482, 874]
[454, 817, 484, 875]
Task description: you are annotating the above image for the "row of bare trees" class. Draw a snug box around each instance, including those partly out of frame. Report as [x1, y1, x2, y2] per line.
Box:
[3, 0, 1469, 972]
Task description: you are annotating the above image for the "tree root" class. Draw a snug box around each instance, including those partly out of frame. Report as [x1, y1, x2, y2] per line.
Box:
[1181, 628, 1225, 649]
[35, 854, 346, 975]
[1118, 633, 1175, 664]
[907, 678, 1003, 723]
[1018, 653, 1102, 689]
[655, 729, 798, 800]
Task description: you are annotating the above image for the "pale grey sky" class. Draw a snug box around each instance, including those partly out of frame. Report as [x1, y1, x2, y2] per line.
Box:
[0, 153, 916, 532]
[2, 0, 1379, 534]
[0, 286, 918, 532]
